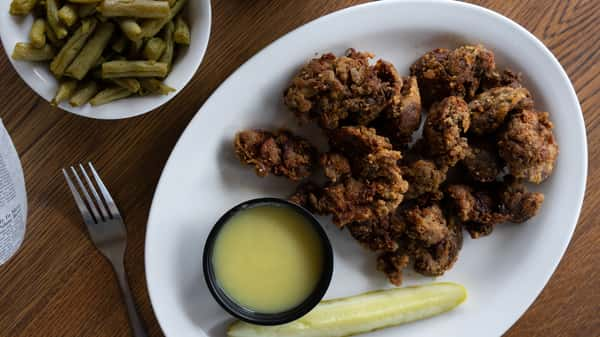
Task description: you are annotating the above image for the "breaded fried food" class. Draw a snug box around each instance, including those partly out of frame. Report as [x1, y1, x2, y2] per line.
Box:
[469, 86, 533, 135]
[481, 69, 524, 90]
[347, 211, 405, 252]
[423, 96, 471, 167]
[288, 181, 323, 213]
[404, 203, 449, 246]
[375, 76, 422, 146]
[234, 129, 317, 181]
[447, 184, 509, 238]
[377, 251, 410, 286]
[317, 126, 408, 227]
[318, 162, 407, 226]
[462, 138, 504, 182]
[283, 49, 401, 129]
[410, 44, 497, 106]
[498, 110, 559, 183]
[447, 179, 544, 238]
[402, 160, 447, 200]
[500, 176, 545, 223]
[409, 215, 463, 276]
[320, 152, 351, 183]
[328, 125, 393, 155]
[377, 208, 462, 284]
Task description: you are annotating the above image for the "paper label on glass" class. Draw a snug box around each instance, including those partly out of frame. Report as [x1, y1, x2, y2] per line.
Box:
[0, 119, 27, 265]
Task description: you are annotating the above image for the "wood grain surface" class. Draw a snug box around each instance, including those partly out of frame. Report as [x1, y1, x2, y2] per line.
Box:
[0, 1, 598, 336]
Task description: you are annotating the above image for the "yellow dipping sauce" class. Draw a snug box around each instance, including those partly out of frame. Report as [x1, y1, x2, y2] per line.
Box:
[212, 205, 324, 313]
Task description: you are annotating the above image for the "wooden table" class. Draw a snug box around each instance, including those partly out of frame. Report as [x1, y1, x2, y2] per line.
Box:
[0, 1, 597, 336]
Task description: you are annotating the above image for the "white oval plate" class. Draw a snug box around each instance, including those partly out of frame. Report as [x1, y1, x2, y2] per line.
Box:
[145, 1, 587, 336]
[0, 1, 211, 120]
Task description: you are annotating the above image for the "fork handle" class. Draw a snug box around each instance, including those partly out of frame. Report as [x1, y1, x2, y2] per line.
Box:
[113, 263, 149, 337]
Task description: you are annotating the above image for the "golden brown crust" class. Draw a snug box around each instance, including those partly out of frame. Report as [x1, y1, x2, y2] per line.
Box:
[377, 251, 410, 286]
[462, 138, 504, 183]
[469, 86, 534, 135]
[423, 96, 471, 167]
[234, 129, 317, 180]
[402, 160, 447, 200]
[498, 110, 559, 184]
[410, 44, 497, 106]
[404, 203, 449, 246]
[375, 76, 423, 146]
[283, 50, 401, 129]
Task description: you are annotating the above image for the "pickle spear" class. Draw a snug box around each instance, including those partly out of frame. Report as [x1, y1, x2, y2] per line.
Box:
[228, 282, 466, 337]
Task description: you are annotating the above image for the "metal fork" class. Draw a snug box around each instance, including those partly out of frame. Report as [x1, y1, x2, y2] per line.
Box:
[62, 163, 148, 337]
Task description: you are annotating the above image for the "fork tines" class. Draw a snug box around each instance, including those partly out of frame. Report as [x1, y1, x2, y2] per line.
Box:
[62, 163, 120, 225]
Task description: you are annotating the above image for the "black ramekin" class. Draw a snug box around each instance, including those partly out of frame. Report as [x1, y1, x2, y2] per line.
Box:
[202, 197, 334, 325]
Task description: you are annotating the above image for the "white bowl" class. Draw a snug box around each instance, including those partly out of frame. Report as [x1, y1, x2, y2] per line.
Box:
[0, 1, 211, 119]
[145, 1, 586, 336]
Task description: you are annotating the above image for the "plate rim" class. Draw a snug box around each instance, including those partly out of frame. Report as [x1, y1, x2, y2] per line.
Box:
[145, 0, 588, 335]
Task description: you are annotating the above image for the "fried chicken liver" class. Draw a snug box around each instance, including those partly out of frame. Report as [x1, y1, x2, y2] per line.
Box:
[234, 129, 317, 181]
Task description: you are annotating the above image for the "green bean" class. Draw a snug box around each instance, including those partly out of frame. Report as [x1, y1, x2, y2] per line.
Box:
[45, 25, 66, 49]
[69, 81, 99, 107]
[140, 0, 186, 38]
[58, 4, 78, 27]
[10, 0, 38, 16]
[90, 87, 132, 106]
[65, 21, 115, 80]
[51, 80, 77, 106]
[143, 37, 165, 61]
[50, 18, 97, 77]
[127, 38, 144, 59]
[173, 15, 189, 45]
[12, 43, 55, 61]
[67, 0, 101, 3]
[77, 3, 96, 17]
[29, 18, 47, 48]
[97, 0, 170, 19]
[139, 78, 175, 95]
[157, 0, 176, 7]
[118, 18, 142, 41]
[46, 0, 68, 39]
[111, 35, 128, 53]
[159, 21, 174, 70]
[112, 78, 141, 92]
[102, 60, 168, 78]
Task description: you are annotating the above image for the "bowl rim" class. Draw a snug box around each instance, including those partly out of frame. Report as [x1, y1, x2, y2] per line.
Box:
[0, 0, 213, 120]
[202, 197, 334, 325]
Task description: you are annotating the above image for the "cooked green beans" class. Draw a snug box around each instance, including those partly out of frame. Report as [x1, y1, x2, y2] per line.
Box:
[102, 60, 169, 78]
[90, 87, 132, 106]
[51, 80, 78, 106]
[98, 0, 171, 19]
[46, 0, 68, 39]
[66, 22, 115, 80]
[10, 0, 37, 16]
[143, 37, 166, 61]
[118, 18, 142, 41]
[10, 0, 189, 107]
[69, 81, 99, 107]
[58, 4, 78, 27]
[50, 18, 97, 77]
[112, 78, 141, 93]
[77, 4, 96, 17]
[29, 18, 46, 48]
[12, 43, 55, 61]
[173, 15, 190, 45]
[159, 21, 175, 70]
[139, 78, 175, 95]
[140, 0, 187, 38]
[112, 35, 128, 53]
